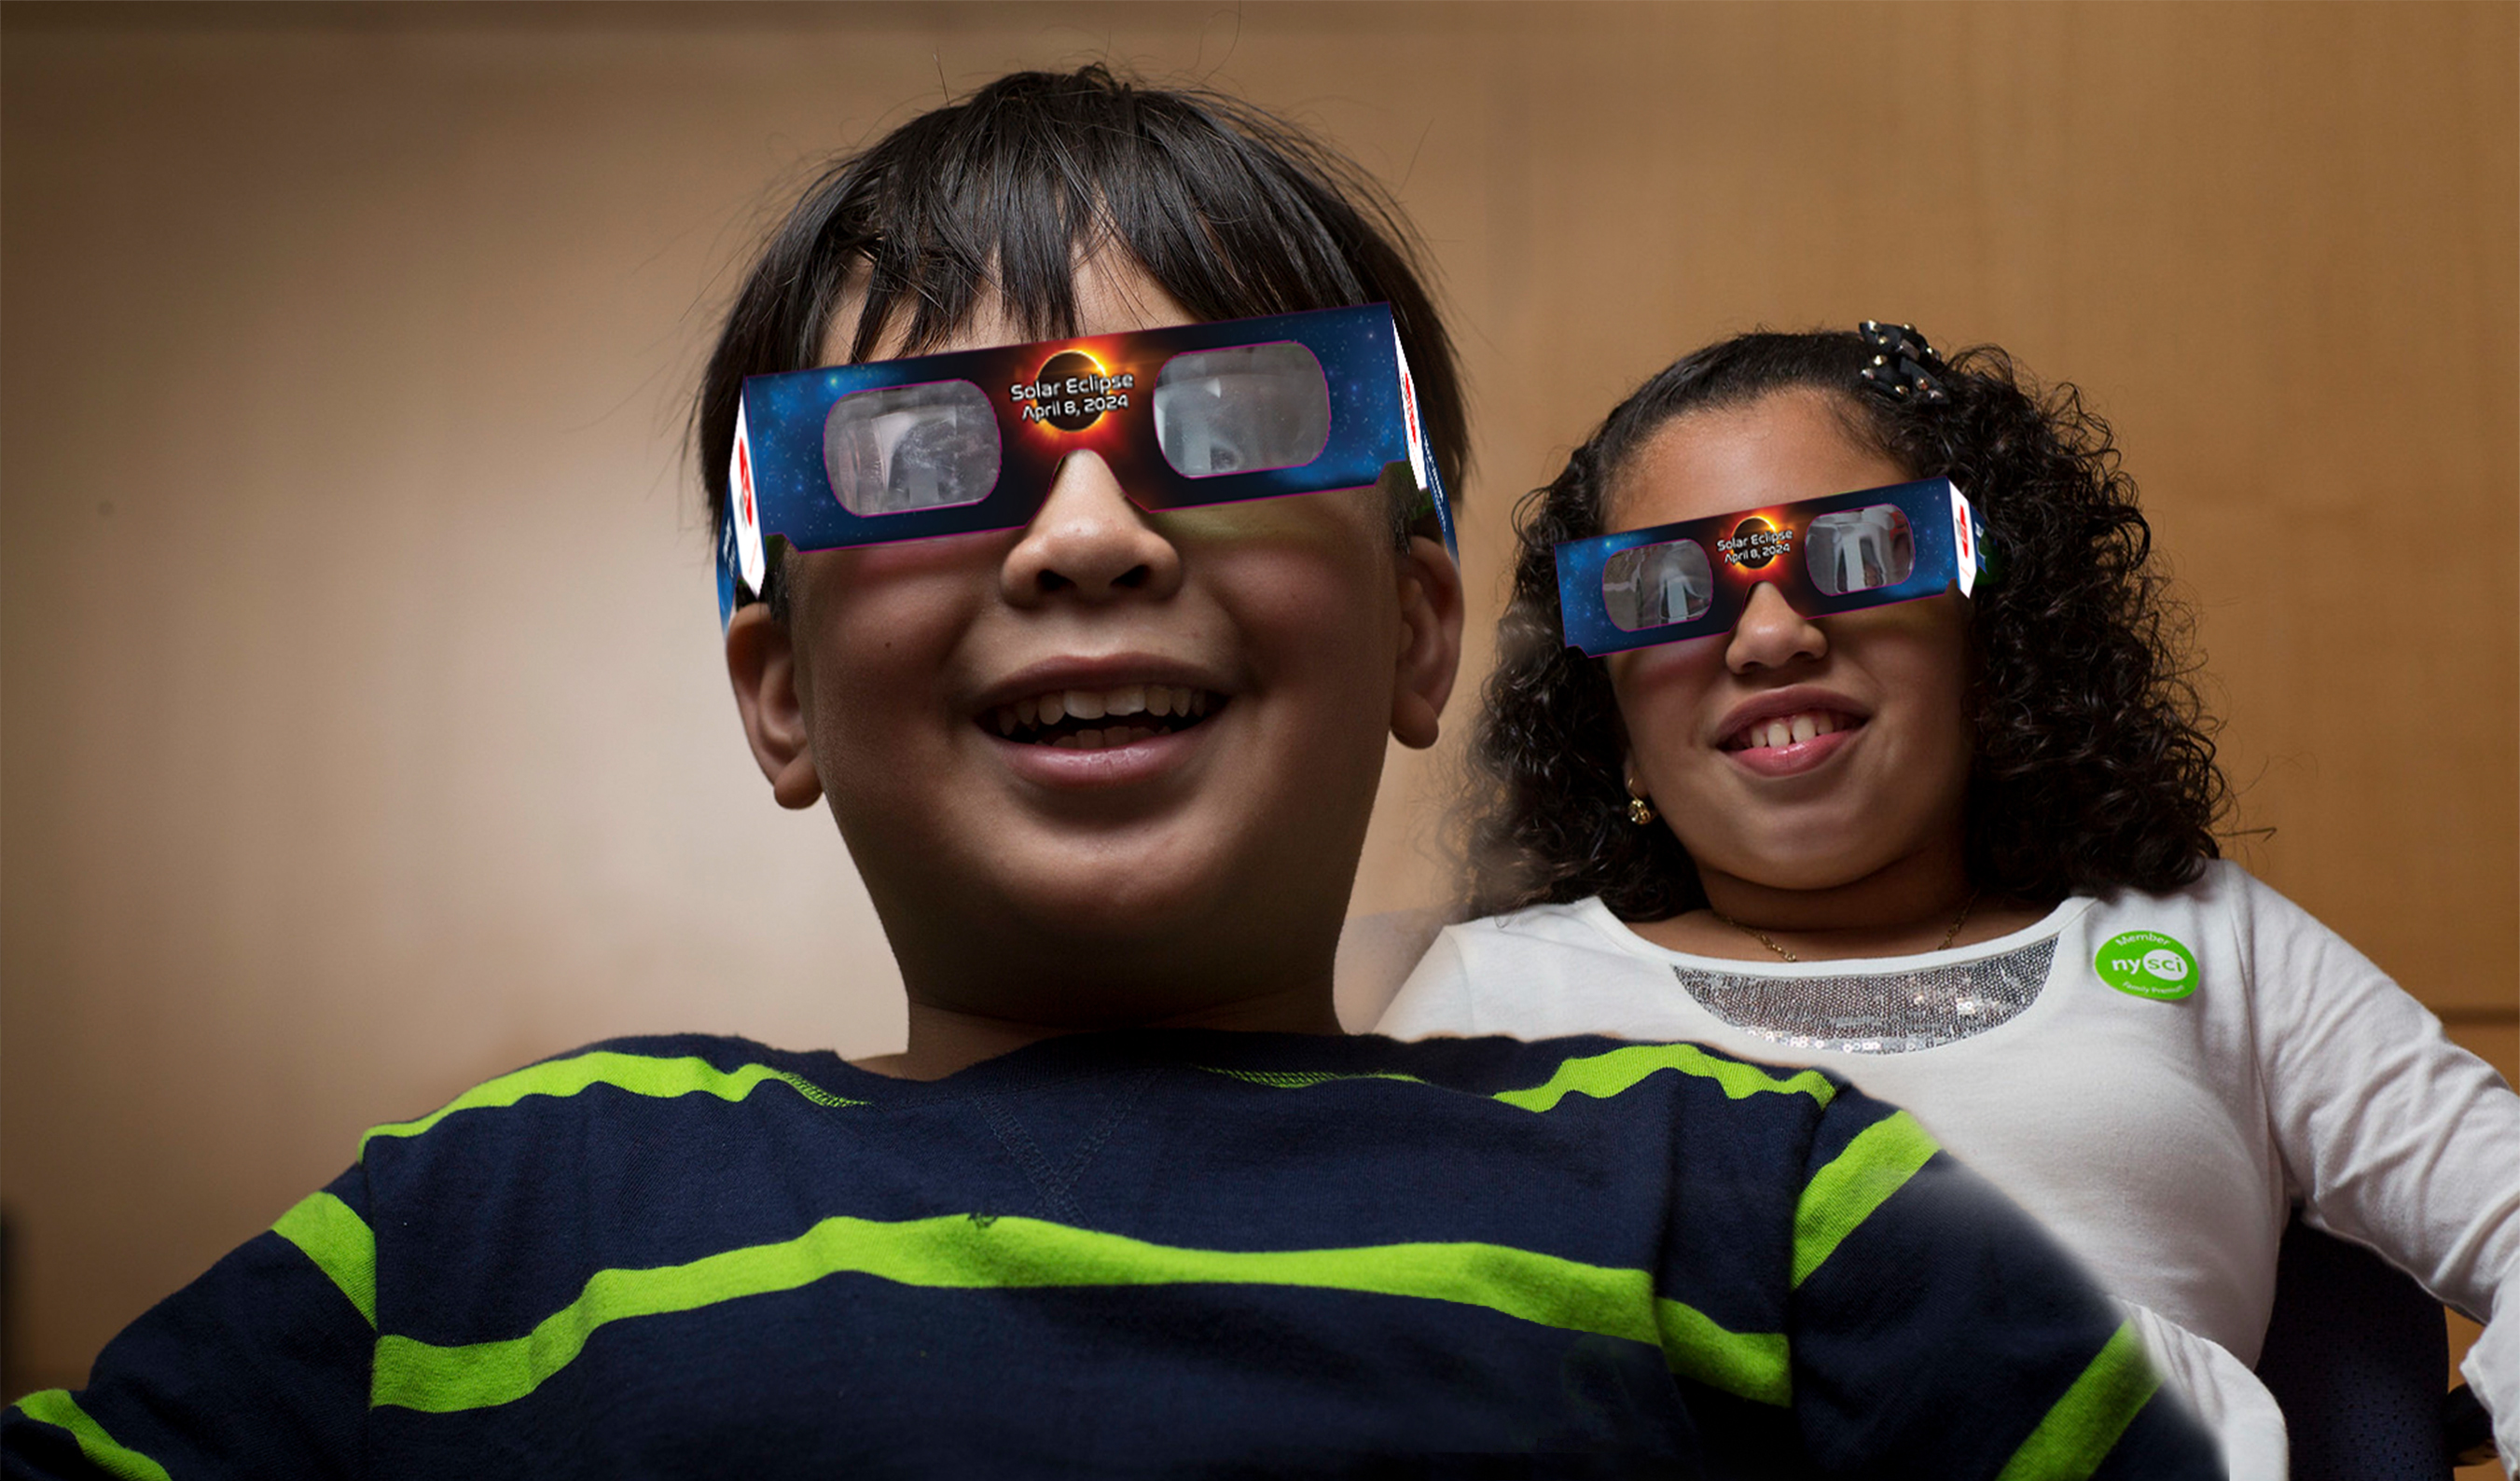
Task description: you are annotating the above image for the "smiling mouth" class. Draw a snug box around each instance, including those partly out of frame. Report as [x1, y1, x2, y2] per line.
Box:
[986, 685, 1222, 750]
[1721, 710, 1862, 753]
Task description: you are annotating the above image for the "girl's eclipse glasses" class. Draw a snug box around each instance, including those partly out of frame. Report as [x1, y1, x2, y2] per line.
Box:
[718, 303, 1453, 625]
[1555, 478, 1991, 657]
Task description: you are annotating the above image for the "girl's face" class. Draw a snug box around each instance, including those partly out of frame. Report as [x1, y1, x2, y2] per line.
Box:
[727, 254, 1460, 1026]
[1605, 389, 1973, 894]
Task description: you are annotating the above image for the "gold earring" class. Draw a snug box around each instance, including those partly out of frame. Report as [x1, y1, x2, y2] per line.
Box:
[1626, 786, 1656, 827]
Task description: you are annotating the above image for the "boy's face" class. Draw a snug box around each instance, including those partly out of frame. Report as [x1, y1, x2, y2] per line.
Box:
[726, 254, 1462, 1033]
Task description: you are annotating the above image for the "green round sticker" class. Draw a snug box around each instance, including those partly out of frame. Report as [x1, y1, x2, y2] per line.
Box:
[2095, 931, 2199, 1001]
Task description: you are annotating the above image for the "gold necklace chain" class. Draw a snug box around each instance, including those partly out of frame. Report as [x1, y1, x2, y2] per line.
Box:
[1710, 890, 1981, 964]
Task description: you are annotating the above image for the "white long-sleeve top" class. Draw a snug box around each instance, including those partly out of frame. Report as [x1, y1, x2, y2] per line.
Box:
[1377, 862, 2519, 1472]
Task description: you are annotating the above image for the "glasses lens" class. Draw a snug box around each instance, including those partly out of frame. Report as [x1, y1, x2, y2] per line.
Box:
[1153, 342, 1331, 478]
[1806, 505, 1916, 595]
[1601, 538, 1714, 631]
[822, 381, 1002, 516]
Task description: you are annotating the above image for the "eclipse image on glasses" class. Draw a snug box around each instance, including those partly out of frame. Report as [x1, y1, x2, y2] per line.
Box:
[1557, 478, 1988, 657]
[716, 303, 1452, 625]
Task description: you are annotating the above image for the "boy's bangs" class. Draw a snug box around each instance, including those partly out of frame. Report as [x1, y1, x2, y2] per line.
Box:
[847, 79, 1374, 368]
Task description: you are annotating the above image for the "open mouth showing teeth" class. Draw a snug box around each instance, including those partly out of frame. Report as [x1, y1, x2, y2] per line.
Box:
[986, 685, 1220, 750]
[1722, 710, 1861, 752]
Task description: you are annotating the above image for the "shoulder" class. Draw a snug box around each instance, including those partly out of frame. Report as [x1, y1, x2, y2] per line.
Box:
[359, 1032, 863, 1165]
[1391, 896, 1682, 1037]
[1386, 898, 1659, 1008]
[2076, 859, 2350, 964]
[1445, 897, 1641, 955]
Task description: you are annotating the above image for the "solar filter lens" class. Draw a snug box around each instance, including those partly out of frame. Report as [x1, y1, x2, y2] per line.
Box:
[1153, 342, 1332, 478]
[1806, 505, 1916, 596]
[823, 381, 1003, 517]
[1602, 538, 1715, 631]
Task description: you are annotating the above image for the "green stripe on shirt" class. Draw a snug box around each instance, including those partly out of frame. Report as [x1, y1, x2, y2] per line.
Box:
[1993, 1320, 2160, 1481]
[1202, 1043, 1834, 1112]
[8, 1390, 173, 1481]
[1198, 1066, 1429, 1090]
[1792, 1109, 1939, 1287]
[369, 1213, 1788, 1415]
[361, 1051, 862, 1154]
[273, 1190, 379, 1327]
[1492, 1043, 1836, 1113]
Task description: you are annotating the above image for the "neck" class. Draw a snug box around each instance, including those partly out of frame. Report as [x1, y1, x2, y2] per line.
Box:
[855, 977, 1344, 1082]
[1689, 836, 1978, 957]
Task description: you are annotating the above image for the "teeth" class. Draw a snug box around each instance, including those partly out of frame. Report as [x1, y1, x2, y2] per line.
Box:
[993, 685, 1215, 743]
[1735, 711, 1853, 751]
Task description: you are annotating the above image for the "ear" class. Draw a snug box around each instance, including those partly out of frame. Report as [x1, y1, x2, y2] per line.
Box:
[1390, 534, 1465, 751]
[724, 604, 824, 810]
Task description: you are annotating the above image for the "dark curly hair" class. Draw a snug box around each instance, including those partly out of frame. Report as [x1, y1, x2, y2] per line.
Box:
[1468, 328, 2227, 920]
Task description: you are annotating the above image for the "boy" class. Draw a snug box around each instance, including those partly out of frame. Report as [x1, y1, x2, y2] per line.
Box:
[6, 68, 2218, 1477]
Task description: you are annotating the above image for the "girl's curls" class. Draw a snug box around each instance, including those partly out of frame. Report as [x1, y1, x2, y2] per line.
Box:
[1468, 328, 2228, 920]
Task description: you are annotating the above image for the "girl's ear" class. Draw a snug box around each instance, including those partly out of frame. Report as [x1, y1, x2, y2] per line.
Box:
[725, 605, 825, 810]
[1390, 534, 1465, 751]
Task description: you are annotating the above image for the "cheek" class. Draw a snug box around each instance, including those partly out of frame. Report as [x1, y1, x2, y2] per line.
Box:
[790, 547, 993, 740]
[1867, 602, 1973, 705]
[1606, 639, 1729, 753]
[1185, 495, 1396, 680]
[1237, 555, 1399, 713]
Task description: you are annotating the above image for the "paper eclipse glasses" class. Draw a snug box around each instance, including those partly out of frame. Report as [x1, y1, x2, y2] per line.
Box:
[717, 303, 1454, 625]
[1555, 478, 1990, 657]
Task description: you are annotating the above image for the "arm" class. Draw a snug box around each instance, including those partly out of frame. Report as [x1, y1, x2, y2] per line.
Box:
[1787, 1089, 2223, 1478]
[2244, 878, 2520, 1469]
[2115, 1298, 2289, 1481]
[3, 1167, 377, 1480]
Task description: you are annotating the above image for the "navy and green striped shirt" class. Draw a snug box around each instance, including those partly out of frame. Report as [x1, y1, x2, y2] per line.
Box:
[5, 1030, 2216, 1477]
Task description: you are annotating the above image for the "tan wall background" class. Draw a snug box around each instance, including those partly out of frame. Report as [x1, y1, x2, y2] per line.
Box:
[5, 0, 2513, 1448]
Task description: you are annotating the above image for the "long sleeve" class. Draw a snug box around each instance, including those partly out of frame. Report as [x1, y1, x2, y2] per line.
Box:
[2242, 879, 2520, 1469]
[3, 1165, 376, 1480]
[1785, 1089, 2223, 1479]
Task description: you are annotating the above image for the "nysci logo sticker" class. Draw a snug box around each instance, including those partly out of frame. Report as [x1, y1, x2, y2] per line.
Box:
[2095, 930, 2198, 1001]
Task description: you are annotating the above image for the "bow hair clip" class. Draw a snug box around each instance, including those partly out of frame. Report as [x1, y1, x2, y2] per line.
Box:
[1857, 321, 1950, 404]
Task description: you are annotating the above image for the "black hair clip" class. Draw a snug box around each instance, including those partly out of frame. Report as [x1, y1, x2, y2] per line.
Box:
[1857, 321, 1949, 404]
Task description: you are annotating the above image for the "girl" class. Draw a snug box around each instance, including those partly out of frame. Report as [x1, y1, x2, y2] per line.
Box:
[1378, 325, 2520, 1474]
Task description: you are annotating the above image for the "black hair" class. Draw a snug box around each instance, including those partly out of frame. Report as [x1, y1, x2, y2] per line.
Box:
[696, 64, 1466, 608]
[1470, 328, 2228, 920]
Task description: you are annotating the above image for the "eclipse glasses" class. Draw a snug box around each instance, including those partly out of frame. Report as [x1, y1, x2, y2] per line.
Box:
[1555, 478, 1990, 657]
[717, 303, 1454, 626]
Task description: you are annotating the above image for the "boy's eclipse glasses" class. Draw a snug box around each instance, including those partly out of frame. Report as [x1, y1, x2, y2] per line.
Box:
[718, 303, 1453, 625]
[1555, 478, 1990, 657]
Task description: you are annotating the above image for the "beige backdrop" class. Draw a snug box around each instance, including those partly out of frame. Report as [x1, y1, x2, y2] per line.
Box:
[5, 0, 2514, 1444]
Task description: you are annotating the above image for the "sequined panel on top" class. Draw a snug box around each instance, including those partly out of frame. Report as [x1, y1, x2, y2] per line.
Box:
[1669, 938, 2057, 1054]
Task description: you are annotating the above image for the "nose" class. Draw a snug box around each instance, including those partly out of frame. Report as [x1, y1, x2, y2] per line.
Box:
[1724, 581, 1827, 673]
[1001, 450, 1184, 606]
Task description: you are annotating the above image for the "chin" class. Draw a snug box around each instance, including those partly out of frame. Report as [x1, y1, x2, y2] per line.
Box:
[1718, 830, 1906, 893]
[1004, 853, 1239, 942]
